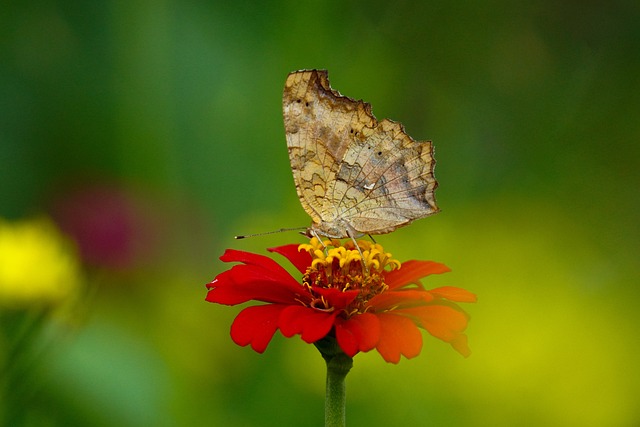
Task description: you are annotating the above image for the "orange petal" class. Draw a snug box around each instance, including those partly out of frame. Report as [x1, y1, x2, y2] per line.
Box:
[384, 260, 451, 290]
[368, 290, 435, 311]
[429, 286, 477, 303]
[401, 305, 469, 342]
[450, 334, 471, 358]
[375, 313, 423, 364]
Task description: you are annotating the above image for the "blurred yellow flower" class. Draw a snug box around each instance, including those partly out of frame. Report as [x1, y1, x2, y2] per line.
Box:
[0, 217, 82, 308]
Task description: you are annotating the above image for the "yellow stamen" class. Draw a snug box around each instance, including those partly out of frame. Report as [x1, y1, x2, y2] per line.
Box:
[299, 238, 401, 273]
[298, 238, 401, 317]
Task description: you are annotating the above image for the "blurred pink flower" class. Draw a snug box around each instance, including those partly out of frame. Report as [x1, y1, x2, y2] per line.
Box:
[51, 183, 159, 270]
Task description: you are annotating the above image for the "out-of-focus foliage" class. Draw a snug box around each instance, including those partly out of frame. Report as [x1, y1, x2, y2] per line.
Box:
[1, 0, 638, 426]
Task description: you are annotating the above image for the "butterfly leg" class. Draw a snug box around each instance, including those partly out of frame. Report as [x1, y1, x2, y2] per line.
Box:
[308, 228, 329, 253]
[346, 227, 369, 275]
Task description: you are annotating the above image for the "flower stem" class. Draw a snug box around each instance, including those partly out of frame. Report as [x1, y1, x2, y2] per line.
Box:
[316, 337, 353, 427]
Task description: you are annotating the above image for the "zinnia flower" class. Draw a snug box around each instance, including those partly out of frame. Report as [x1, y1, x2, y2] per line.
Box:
[206, 238, 476, 364]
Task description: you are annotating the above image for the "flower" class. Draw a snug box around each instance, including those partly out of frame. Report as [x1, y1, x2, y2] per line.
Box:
[206, 238, 476, 364]
[51, 183, 160, 270]
[0, 217, 82, 308]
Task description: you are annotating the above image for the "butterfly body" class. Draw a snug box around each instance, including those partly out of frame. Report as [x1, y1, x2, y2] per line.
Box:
[283, 69, 439, 240]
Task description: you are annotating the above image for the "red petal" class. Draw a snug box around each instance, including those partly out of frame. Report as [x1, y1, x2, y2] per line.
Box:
[375, 313, 423, 364]
[429, 286, 477, 303]
[220, 248, 296, 283]
[278, 305, 336, 343]
[367, 289, 435, 311]
[206, 264, 308, 305]
[230, 304, 287, 353]
[312, 287, 359, 309]
[268, 244, 312, 274]
[401, 305, 469, 342]
[278, 305, 314, 337]
[335, 313, 380, 357]
[384, 260, 451, 290]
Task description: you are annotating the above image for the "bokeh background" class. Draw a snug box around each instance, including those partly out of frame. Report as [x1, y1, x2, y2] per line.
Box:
[1, 0, 639, 426]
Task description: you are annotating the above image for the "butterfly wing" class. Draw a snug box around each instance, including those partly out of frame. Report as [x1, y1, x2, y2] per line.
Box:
[283, 69, 438, 237]
[283, 70, 376, 229]
[332, 118, 439, 235]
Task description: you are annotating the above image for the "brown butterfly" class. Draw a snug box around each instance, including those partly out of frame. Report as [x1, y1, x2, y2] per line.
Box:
[282, 69, 439, 244]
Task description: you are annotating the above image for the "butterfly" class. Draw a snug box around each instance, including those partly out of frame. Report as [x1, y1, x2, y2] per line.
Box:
[282, 69, 439, 243]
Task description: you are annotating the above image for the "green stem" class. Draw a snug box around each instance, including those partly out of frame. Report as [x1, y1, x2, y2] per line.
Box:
[316, 337, 353, 427]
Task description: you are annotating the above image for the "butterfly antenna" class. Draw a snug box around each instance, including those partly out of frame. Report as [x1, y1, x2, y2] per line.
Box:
[234, 227, 308, 239]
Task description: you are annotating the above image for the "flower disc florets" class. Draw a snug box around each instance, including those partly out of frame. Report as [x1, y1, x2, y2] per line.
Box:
[298, 238, 400, 316]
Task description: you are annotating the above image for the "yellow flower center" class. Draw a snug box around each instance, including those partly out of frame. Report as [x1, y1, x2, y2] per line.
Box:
[298, 238, 401, 316]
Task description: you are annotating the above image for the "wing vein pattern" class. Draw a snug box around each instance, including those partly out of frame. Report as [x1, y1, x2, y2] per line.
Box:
[283, 69, 439, 238]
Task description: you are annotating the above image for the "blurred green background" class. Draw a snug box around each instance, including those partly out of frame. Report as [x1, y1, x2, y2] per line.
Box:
[1, 0, 639, 426]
